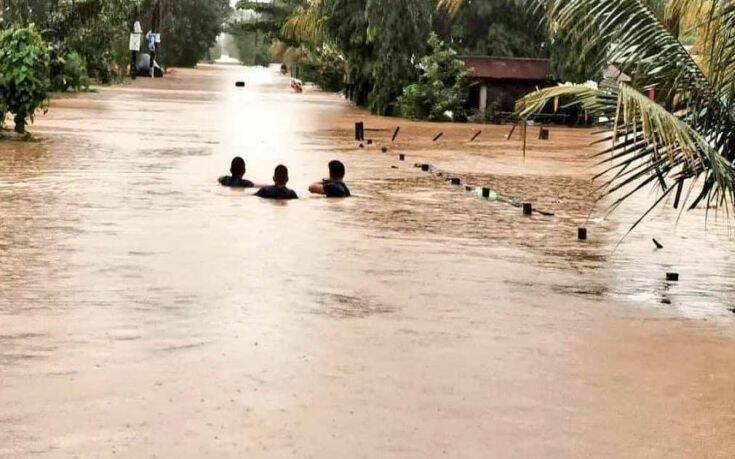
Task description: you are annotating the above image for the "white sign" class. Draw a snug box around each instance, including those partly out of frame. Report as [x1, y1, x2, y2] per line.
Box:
[129, 33, 141, 52]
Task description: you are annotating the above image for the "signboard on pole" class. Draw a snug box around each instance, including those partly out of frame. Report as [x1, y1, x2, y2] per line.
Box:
[129, 33, 141, 52]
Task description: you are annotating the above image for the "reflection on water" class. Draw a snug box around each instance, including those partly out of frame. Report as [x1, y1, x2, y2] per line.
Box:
[1, 65, 733, 327]
[1, 63, 734, 457]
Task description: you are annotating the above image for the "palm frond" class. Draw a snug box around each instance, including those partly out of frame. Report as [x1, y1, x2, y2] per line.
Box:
[436, 0, 465, 15]
[517, 81, 735, 215]
[281, 1, 327, 45]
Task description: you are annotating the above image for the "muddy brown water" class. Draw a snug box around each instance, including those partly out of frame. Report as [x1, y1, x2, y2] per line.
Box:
[1, 65, 734, 457]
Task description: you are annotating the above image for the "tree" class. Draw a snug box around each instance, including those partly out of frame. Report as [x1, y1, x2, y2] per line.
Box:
[515, 0, 735, 226]
[164, 0, 230, 67]
[0, 24, 49, 134]
[397, 32, 468, 121]
[449, 0, 547, 58]
[233, 0, 305, 40]
[365, 0, 433, 115]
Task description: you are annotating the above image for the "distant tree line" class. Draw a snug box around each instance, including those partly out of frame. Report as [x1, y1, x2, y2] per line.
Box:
[233, 0, 606, 118]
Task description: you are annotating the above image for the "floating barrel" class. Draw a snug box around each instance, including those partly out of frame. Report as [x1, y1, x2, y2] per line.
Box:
[235, 81, 245, 87]
[666, 272, 680, 282]
[523, 203, 533, 215]
[578, 228, 588, 240]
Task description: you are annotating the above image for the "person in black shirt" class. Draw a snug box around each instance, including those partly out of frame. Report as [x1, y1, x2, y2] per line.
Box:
[256, 165, 299, 200]
[309, 160, 351, 198]
[219, 157, 256, 188]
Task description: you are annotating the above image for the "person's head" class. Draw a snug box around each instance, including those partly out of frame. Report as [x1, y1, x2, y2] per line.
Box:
[230, 157, 246, 178]
[328, 160, 346, 181]
[274, 165, 289, 186]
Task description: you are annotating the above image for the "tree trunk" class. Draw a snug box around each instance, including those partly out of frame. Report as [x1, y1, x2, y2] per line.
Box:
[13, 114, 26, 134]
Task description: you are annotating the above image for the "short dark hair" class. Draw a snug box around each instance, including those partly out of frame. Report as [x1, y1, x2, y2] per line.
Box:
[230, 157, 246, 178]
[274, 165, 289, 185]
[328, 160, 346, 179]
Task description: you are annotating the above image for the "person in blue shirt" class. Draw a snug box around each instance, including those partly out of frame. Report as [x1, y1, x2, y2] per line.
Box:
[146, 30, 156, 77]
[309, 160, 351, 198]
[256, 165, 298, 200]
[218, 157, 257, 188]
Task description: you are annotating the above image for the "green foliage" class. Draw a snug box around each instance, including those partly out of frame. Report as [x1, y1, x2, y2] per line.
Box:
[0, 24, 49, 134]
[324, 0, 373, 106]
[365, 0, 433, 115]
[298, 46, 345, 92]
[164, 0, 231, 67]
[397, 33, 468, 121]
[232, 0, 305, 41]
[254, 47, 272, 67]
[1, 0, 139, 84]
[518, 0, 735, 224]
[51, 51, 91, 92]
[451, 0, 547, 58]
[225, 30, 271, 66]
[52, 0, 137, 84]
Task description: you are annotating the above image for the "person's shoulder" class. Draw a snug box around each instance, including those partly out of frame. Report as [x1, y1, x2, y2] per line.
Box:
[288, 189, 299, 199]
[218, 176, 230, 186]
[324, 181, 350, 198]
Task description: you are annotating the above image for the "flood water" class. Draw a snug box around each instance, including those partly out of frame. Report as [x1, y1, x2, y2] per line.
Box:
[1, 65, 734, 457]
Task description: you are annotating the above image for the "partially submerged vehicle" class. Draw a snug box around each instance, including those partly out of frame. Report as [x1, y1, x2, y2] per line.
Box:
[134, 53, 164, 78]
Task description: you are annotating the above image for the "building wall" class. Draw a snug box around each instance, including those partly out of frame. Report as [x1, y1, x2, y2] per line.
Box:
[468, 79, 547, 113]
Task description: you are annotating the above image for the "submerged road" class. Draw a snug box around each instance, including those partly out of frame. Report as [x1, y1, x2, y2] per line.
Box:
[1, 65, 734, 457]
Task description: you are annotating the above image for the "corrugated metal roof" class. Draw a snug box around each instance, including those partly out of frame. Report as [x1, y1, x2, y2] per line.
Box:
[462, 56, 551, 81]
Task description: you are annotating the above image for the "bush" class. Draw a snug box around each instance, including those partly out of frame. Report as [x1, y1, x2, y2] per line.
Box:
[298, 47, 345, 92]
[51, 51, 91, 92]
[0, 24, 50, 134]
[254, 48, 272, 67]
[397, 33, 468, 121]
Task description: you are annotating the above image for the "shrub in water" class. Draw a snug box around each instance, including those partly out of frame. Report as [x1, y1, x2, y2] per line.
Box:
[0, 24, 50, 134]
[52, 51, 91, 92]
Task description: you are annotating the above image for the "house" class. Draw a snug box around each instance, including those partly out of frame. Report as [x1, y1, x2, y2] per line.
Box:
[462, 56, 553, 113]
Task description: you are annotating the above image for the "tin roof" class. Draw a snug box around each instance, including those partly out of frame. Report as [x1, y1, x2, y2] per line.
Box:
[462, 56, 551, 81]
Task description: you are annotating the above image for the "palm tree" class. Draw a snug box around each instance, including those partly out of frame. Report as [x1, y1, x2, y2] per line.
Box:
[442, 0, 735, 227]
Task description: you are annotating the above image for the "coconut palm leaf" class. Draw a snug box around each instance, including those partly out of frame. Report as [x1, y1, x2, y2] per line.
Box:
[512, 0, 735, 222]
[281, 0, 327, 45]
[519, 79, 735, 214]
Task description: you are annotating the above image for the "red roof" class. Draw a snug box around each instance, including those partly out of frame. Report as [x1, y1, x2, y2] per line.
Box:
[463, 57, 551, 81]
